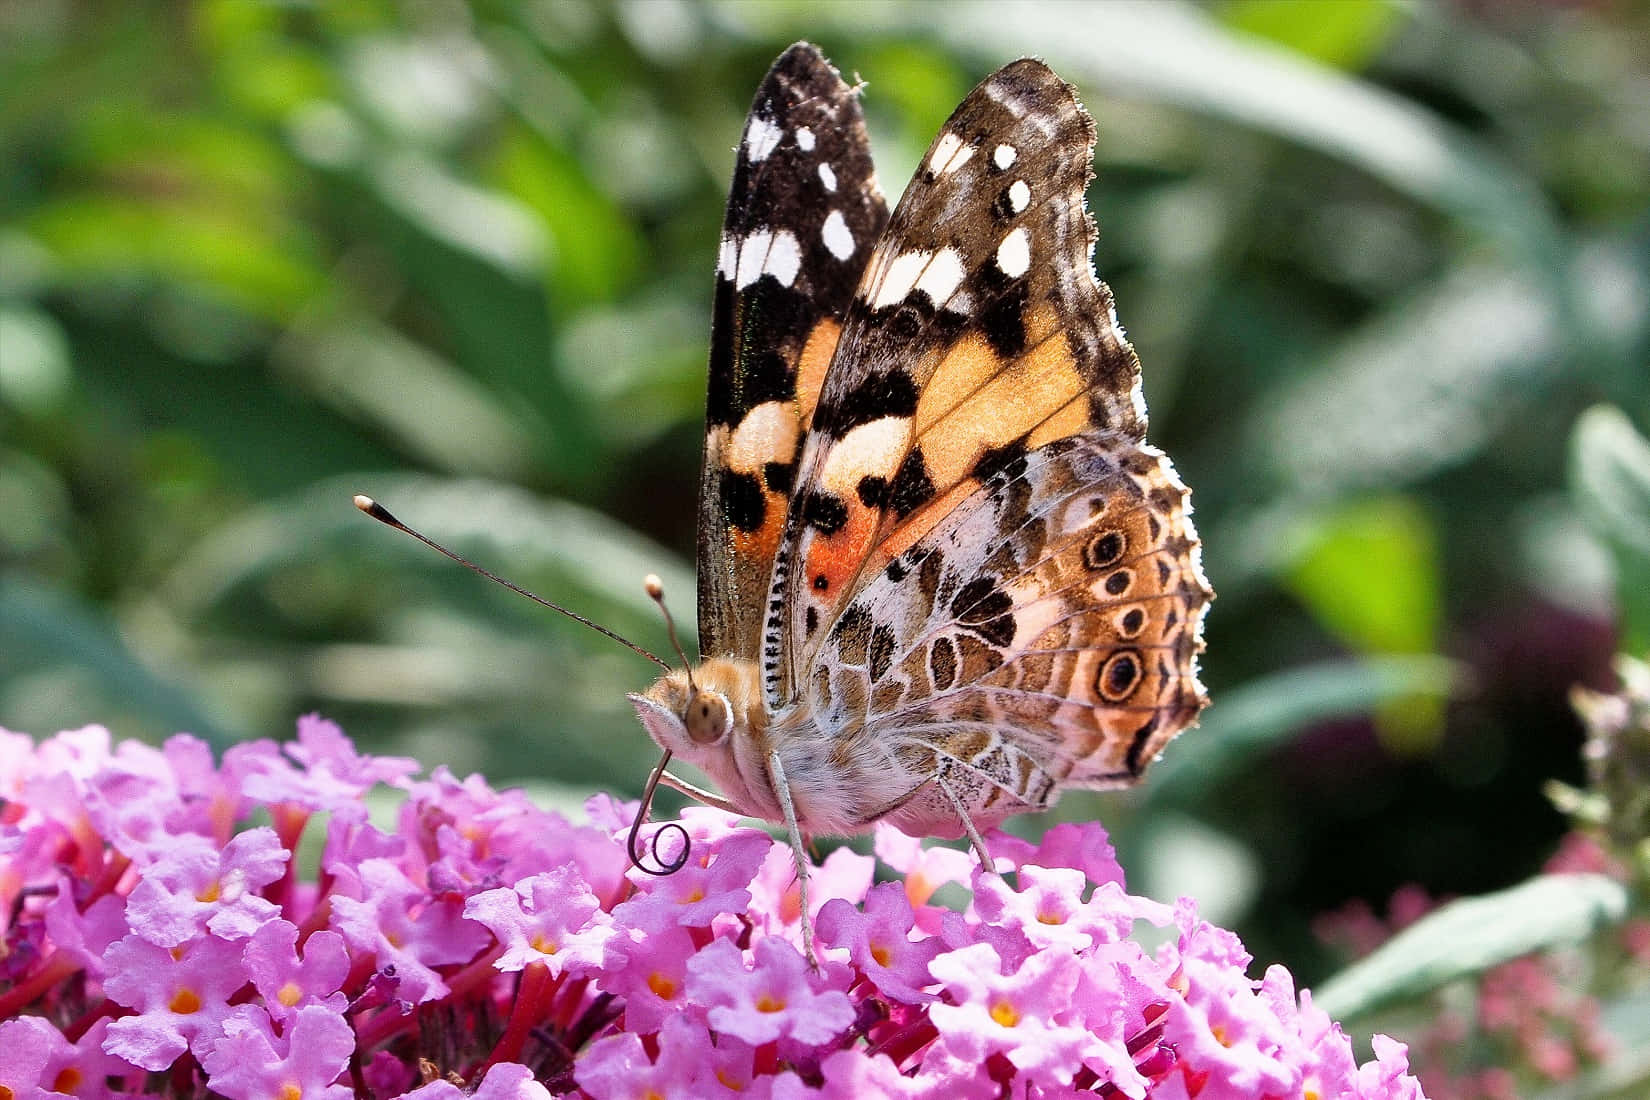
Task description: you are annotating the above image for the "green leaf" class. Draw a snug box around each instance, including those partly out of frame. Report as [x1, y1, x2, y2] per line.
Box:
[1313, 873, 1629, 1021]
[1570, 405, 1650, 649]
[161, 473, 693, 651]
[1145, 655, 1461, 806]
[1284, 496, 1439, 655]
[0, 577, 239, 751]
[1219, 0, 1403, 70]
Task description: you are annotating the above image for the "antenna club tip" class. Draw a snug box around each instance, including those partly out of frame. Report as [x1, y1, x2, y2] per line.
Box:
[353, 495, 398, 525]
[644, 574, 664, 600]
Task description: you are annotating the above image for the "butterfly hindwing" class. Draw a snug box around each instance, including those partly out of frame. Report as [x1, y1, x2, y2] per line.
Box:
[764, 59, 1148, 709]
[804, 434, 1210, 837]
[699, 43, 889, 662]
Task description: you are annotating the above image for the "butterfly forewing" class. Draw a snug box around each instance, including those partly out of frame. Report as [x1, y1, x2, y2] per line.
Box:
[698, 43, 889, 663]
[764, 59, 1160, 713]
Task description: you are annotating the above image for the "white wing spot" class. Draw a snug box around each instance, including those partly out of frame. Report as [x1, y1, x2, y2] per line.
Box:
[818, 162, 837, 192]
[927, 131, 975, 176]
[996, 228, 1031, 278]
[734, 229, 802, 289]
[744, 115, 782, 162]
[994, 143, 1018, 169]
[915, 247, 967, 305]
[1008, 180, 1031, 214]
[868, 250, 930, 310]
[795, 127, 816, 152]
[716, 234, 738, 280]
[821, 210, 855, 261]
[764, 230, 801, 287]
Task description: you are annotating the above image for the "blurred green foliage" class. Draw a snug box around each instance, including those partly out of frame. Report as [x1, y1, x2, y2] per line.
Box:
[3, 0, 1649, 1041]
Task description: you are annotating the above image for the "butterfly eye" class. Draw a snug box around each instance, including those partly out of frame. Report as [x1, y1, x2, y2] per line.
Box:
[683, 691, 731, 746]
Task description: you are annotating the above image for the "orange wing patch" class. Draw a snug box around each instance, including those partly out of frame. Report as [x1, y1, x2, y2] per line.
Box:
[796, 318, 841, 430]
[909, 305, 1089, 490]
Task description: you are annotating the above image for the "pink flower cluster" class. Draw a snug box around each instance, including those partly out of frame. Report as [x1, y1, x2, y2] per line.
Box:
[1, 718, 1428, 1098]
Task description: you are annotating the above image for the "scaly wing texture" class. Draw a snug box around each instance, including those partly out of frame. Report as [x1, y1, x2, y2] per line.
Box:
[698, 43, 889, 661]
[805, 434, 1211, 837]
[763, 58, 1146, 708]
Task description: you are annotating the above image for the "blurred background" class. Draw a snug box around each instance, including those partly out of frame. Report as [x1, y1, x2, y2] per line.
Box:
[3, 0, 1648, 1078]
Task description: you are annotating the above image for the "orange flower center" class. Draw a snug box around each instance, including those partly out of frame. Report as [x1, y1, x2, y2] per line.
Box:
[990, 999, 1020, 1028]
[756, 994, 786, 1014]
[169, 988, 203, 1015]
[647, 972, 677, 1000]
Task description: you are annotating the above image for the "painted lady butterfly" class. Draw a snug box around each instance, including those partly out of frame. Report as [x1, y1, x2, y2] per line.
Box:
[627, 43, 1213, 954]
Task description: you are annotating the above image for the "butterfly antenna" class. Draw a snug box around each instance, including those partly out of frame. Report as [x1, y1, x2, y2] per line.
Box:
[353, 494, 670, 671]
[644, 573, 697, 692]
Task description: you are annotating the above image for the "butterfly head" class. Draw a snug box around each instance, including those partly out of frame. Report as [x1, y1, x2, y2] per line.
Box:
[628, 657, 773, 819]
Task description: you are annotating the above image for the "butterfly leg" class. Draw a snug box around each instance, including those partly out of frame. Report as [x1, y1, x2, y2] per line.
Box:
[935, 766, 998, 873]
[765, 749, 818, 968]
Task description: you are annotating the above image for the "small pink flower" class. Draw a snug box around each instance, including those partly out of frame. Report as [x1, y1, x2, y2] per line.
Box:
[927, 942, 1101, 1087]
[750, 840, 875, 938]
[241, 714, 417, 811]
[465, 865, 615, 977]
[874, 825, 974, 911]
[124, 828, 287, 947]
[577, 1015, 748, 1100]
[0, 1016, 55, 1098]
[330, 858, 490, 1004]
[816, 882, 941, 1003]
[611, 827, 770, 934]
[987, 820, 1126, 888]
[808, 1048, 939, 1099]
[243, 918, 350, 1023]
[600, 924, 706, 1033]
[688, 936, 855, 1046]
[971, 865, 1135, 954]
[43, 870, 126, 974]
[1360, 1035, 1429, 1100]
[197, 1004, 354, 1100]
[101, 933, 248, 1070]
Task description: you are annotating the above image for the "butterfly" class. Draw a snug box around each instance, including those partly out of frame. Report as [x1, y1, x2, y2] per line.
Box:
[626, 43, 1213, 957]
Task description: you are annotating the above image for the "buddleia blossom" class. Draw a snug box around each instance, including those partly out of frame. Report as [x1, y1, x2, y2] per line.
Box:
[0, 721, 1430, 1097]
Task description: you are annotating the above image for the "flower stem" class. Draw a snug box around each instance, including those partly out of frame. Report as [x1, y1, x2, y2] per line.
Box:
[482, 961, 555, 1072]
[0, 951, 78, 1019]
